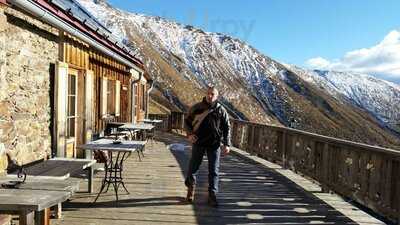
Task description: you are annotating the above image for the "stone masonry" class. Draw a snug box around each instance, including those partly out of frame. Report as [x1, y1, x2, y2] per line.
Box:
[0, 5, 59, 172]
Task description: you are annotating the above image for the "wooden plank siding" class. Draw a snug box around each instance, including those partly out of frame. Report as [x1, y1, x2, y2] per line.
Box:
[60, 34, 89, 70]
[60, 32, 136, 136]
[88, 50, 131, 134]
[230, 119, 400, 223]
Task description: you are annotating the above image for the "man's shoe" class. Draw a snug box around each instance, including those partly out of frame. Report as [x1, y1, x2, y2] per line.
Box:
[186, 186, 195, 203]
[208, 193, 218, 207]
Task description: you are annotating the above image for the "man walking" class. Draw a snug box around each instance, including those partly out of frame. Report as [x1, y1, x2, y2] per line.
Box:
[184, 86, 231, 207]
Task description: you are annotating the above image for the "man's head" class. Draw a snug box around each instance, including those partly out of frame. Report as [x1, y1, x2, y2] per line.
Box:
[206, 86, 219, 104]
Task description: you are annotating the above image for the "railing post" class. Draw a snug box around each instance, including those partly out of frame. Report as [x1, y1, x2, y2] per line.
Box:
[182, 113, 186, 133]
[232, 120, 238, 147]
[231, 120, 235, 146]
[240, 122, 245, 148]
[282, 131, 288, 169]
[249, 125, 255, 155]
[247, 124, 253, 154]
[256, 126, 263, 156]
[168, 114, 172, 131]
[321, 142, 330, 193]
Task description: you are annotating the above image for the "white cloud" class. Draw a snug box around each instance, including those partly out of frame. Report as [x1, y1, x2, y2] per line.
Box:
[306, 57, 331, 69]
[306, 30, 400, 81]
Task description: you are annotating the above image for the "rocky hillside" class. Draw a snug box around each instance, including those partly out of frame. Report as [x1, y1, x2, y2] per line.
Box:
[289, 66, 400, 134]
[77, 0, 400, 149]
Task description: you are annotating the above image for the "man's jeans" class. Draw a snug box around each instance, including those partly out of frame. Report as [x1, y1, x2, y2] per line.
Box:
[185, 145, 221, 194]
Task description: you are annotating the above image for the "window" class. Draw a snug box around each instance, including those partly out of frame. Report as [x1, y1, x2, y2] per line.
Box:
[134, 83, 139, 116]
[100, 77, 108, 117]
[115, 80, 120, 116]
[141, 84, 146, 111]
[107, 79, 115, 115]
[67, 73, 77, 138]
[101, 77, 121, 117]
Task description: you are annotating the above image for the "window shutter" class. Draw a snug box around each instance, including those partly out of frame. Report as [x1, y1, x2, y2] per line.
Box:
[115, 80, 121, 117]
[55, 61, 68, 157]
[85, 70, 94, 144]
[100, 77, 108, 117]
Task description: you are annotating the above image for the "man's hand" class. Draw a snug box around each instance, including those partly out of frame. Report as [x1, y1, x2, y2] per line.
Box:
[221, 145, 230, 156]
[187, 134, 198, 144]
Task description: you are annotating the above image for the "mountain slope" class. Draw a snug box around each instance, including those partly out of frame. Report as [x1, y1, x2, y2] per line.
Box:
[77, 0, 400, 149]
[289, 66, 400, 133]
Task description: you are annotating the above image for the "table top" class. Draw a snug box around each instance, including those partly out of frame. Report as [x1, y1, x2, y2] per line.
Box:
[7, 158, 95, 180]
[0, 177, 80, 193]
[119, 123, 154, 130]
[78, 139, 147, 152]
[139, 119, 163, 123]
[107, 122, 126, 126]
[0, 188, 70, 211]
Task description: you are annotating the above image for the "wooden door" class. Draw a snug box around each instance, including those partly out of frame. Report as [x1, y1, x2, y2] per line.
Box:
[133, 83, 138, 123]
[75, 70, 86, 158]
[66, 69, 78, 158]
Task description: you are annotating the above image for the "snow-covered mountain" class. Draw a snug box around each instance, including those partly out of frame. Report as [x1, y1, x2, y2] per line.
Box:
[77, 0, 400, 148]
[289, 65, 400, 133]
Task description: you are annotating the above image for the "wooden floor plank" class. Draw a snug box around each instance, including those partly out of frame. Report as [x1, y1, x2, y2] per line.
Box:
[52, 131, 386, 225]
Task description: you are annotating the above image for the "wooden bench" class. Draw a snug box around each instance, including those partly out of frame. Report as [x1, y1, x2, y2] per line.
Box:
[0, 177, 80, 222]
[7, 157, 96, 193]
[0, 188, 70, 225]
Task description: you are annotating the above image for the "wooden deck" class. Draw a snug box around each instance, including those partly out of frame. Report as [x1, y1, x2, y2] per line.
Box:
[52, 131, 386, 225]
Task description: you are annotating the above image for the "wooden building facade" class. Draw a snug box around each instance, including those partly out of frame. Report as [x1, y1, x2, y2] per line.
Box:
[56, 35, 149, 158]
[0, 0, 151, 161]
[54, 25, 150, 159]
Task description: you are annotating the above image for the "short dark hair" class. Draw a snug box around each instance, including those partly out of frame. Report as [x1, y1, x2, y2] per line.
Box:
[207, 86, 219, 94]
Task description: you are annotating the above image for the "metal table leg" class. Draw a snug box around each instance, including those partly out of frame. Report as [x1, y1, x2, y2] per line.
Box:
[93, 151, 131, 205]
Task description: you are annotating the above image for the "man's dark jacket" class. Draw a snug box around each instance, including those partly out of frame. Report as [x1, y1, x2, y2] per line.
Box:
[185, 98, 231, 148]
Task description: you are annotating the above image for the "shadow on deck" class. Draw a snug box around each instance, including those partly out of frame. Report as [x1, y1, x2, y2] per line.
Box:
[53, 131, 384, 225]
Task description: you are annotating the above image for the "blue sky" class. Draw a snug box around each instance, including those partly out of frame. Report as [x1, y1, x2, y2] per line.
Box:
[108, 0, 400, 83]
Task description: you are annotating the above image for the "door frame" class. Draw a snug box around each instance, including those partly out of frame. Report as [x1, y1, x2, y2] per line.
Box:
[65, 68, 79, 158]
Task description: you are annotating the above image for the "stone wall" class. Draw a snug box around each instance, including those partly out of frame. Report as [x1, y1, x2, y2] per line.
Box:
[0, 5, 59, 172]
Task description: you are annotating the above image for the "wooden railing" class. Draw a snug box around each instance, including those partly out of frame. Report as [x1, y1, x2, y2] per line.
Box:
[231, 119, 400, 223]
[149, 112, 185, 132]
[170, 112, 185, 130]
[147, 112, 399, 223]
[148, 114, 170, 131]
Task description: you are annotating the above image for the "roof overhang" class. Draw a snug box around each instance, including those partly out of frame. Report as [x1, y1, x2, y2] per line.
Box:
[7, 0, 145, 71]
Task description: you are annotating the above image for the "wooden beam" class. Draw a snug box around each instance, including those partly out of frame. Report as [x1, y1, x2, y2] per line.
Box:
[73, 42, 78, 66]
[76, 43, 81, 67]
[19, 210, 34, 225]
[65, 42, 70, 64]
[58, 31, 65, 62]
[35, 208, 50, 225]
[54, 203, 62, 219]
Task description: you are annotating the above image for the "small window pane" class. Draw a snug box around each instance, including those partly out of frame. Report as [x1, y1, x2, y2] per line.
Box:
[67, 118, 75, 138]
[141, 84, 145, 110]
[107, 80, 115, 115]
[68, 96, 75, 117]
[68, 75, 76, 95]
[134, 84, 139, 117]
